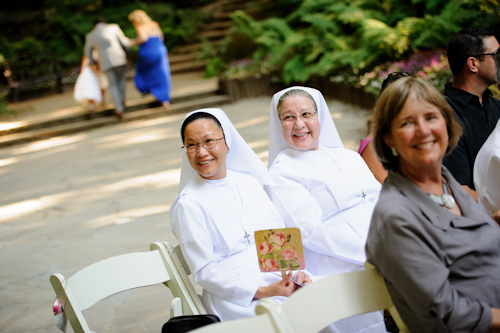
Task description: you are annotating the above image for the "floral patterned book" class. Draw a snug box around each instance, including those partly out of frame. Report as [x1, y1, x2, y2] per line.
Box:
[254, 228, 305, 273]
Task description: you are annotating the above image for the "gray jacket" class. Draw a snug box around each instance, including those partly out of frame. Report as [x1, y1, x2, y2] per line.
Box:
[84, 23, 131, 72]
[366, 167, 500, 332]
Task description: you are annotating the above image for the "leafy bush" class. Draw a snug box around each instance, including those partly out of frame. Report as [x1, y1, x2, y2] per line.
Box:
[209, 0, 499, 87]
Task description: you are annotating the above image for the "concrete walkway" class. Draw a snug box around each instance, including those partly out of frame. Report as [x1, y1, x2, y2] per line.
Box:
[0, 84, 370, 331]
[2, 71, 217, 122]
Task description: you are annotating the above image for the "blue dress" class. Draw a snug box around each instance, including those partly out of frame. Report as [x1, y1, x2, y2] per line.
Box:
[134, 37, 172, 103]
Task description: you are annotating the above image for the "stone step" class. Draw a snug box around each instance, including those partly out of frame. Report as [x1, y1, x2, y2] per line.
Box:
[203, 20, 233, 31]
[221, 1, 251, 12]
[170, 60, 207, 74]
[169, 53, 200, 64]
[196, 28, 229, 40]
[173, 40, 221, 54]
[213, 12, 231, 20]
[0, 85, 219, 136]
[0, 94, 230, 148]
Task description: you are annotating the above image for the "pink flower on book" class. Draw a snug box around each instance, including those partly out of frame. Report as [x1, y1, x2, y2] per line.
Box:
[281, 249, 296, 261]
[263, 258, 277, 271]
[269, 232, 286, 246]
[258, 241, 272, 255]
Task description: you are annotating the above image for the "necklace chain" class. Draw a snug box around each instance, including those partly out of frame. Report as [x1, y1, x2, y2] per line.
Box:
[211, 174, 251, 244]
[428, 179, 455, 209]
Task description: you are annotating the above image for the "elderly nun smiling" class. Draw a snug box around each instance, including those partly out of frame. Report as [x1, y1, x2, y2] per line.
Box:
[266, 87, 386, 333]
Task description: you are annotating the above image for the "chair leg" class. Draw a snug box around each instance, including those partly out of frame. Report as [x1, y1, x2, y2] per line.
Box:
[171, 297, 183, 317]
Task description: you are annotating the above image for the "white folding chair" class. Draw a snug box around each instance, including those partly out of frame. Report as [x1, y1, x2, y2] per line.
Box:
[161, 241, 207, 317]
[49, 242, 204, 333]
[191, 262, 408, 333]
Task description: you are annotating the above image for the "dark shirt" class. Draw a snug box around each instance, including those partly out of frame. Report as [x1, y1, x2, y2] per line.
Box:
[443, 84, 500, 189]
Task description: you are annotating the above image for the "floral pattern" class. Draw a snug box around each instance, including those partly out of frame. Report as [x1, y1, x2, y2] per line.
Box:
[256, 229, 303, 272]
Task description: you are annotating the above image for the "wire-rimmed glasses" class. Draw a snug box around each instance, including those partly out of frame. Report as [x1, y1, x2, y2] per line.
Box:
[280, 110, 318, 125]
[182, 137, 225, 153]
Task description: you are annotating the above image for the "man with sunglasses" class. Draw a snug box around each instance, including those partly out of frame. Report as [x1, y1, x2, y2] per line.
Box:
[443, 28, 500, 202]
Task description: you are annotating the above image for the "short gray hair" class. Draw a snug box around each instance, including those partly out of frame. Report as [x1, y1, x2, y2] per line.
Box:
[276, 89, 317, 117]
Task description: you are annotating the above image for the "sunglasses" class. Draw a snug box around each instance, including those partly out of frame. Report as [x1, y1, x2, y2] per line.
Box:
[383, 72, 412, 81]
[470, 48, 499, 58]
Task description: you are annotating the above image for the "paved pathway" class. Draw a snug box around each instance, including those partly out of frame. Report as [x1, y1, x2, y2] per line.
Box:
[0, 86, 370, 331]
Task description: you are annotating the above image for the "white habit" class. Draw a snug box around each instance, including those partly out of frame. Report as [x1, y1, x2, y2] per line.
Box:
[266, 87, 385, 333]
[268, 146, 381, 273]
[474, 119, 500, 215]
[171, 170, 288, 321]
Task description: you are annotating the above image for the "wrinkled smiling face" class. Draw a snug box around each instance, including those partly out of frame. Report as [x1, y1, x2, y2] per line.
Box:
[279, 95, 320, 151]
[384, 92, 448, 174]
[184, 118, 228, 180]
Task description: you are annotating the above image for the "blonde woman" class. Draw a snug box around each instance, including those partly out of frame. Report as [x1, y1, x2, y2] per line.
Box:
[128, 9, 171, 108]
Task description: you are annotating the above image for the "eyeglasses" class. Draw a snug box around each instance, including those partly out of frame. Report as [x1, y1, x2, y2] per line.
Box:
[383, 72, 412, 81]
[280, 110, 318, 125]
[182, 137, 224, 153]
[470, 48, 499, 58]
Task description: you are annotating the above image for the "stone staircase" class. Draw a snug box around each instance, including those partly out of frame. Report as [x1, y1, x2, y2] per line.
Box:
[168, 0, 254, 74]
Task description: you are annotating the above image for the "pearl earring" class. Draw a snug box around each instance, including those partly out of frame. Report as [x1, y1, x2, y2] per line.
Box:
[391, 147, 398, 156]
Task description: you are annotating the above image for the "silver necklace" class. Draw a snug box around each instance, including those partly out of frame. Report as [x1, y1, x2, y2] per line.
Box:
[212, 174, 251, 244]
[428, 179, 455, 209]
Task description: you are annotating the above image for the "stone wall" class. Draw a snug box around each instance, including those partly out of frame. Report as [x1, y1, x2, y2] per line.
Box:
[219, 75, 376, 110]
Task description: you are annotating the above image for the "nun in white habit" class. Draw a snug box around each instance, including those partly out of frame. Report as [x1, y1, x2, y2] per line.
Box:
[266, 87, 386, 332]
[170, 108, 314, 323]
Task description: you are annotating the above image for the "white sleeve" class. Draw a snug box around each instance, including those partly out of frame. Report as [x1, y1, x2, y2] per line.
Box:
[476, 150, 500, 215]
[267, 164, 365, 265]
[171, 196, 260, 307]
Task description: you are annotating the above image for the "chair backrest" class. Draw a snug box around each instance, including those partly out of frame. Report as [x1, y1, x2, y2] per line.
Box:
[279, 266, 408, 332]
[155, 241, 207, 316]
[50, 248, 171, 333]
[191, 263, 408, 333]
[50, 242, 206, 333]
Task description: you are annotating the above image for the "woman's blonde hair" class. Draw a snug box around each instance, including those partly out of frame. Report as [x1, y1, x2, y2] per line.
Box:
[128, 9, 155, 25]
[371, 76, 462, 172]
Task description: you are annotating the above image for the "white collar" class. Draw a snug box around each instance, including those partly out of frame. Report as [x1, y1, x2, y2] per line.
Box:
[268, 86, 344, 167]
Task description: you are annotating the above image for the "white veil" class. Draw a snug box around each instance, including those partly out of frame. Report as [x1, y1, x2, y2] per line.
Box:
[268, 86, 344, 167]
[178, 108, 270, 192]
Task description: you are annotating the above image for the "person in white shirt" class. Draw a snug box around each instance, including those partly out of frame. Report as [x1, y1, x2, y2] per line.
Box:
[474, 118, 500, 223]
[266, 87, 385, 333]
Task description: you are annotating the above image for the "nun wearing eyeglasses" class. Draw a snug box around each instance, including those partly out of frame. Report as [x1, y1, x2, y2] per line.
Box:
[170, 108, 316, 323]
[266, 87, 385, 332]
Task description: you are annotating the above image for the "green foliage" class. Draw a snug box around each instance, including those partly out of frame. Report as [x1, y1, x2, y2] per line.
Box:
[1, 37, 61, 81]
[200, 39, 227, 78]
[214, 0, 499, 85]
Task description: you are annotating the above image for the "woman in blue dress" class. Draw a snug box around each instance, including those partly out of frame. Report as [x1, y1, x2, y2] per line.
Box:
[128, 10, 172, 108]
